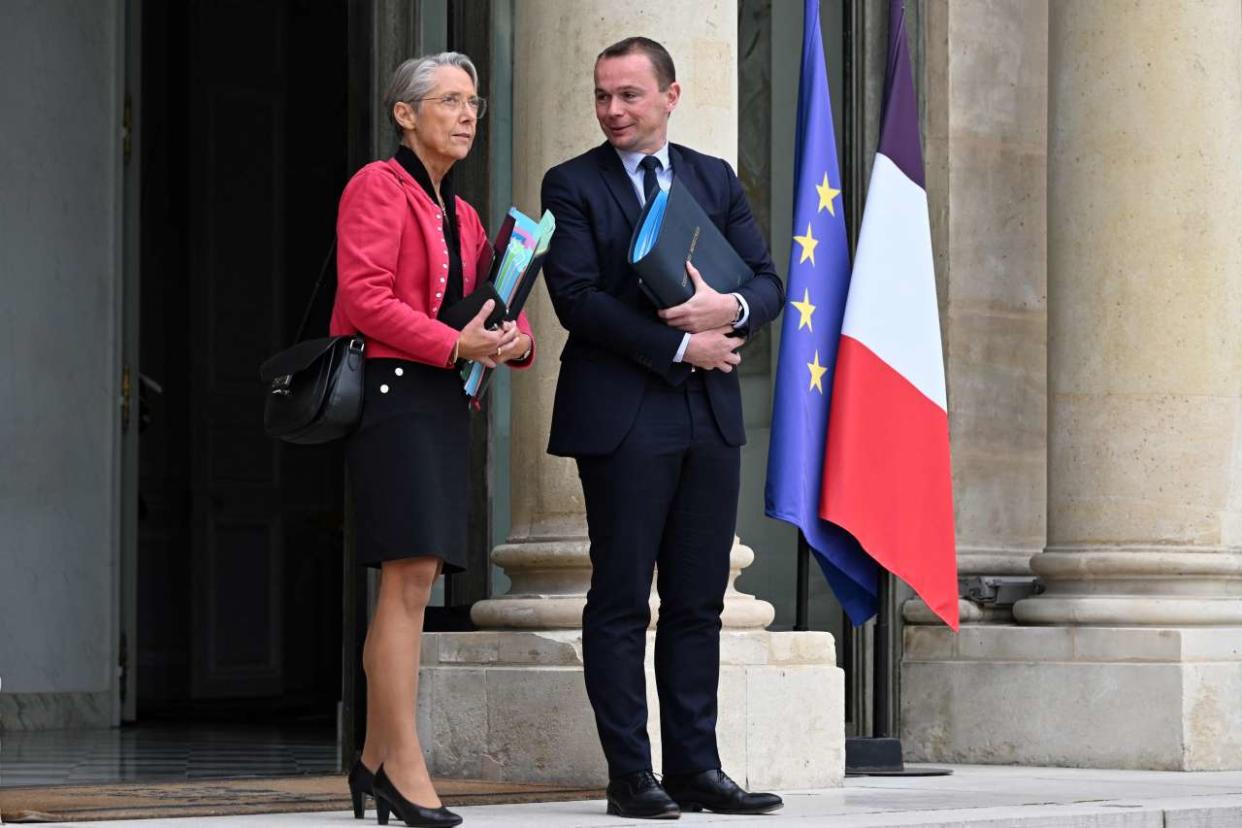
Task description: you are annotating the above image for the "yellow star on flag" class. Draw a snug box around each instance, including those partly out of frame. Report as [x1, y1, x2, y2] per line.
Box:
[807, 350, 828, 394]
[816, 172, 841, 216]
[793, 223, 818, 266]
[790, 288, 816, 331]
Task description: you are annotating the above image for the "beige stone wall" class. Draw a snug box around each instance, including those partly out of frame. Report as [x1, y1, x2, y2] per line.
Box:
[922, 0, 1049, 585]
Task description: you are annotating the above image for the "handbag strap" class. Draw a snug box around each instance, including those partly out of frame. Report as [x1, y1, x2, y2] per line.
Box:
[293, 239, 339, 343]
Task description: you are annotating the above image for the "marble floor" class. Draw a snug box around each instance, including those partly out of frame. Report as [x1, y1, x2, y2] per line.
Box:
[0, 723, 338, 788]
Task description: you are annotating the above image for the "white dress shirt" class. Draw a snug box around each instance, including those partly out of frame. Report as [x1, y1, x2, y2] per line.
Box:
[614, 144, 750, 365]
[616, 143, 673, 203]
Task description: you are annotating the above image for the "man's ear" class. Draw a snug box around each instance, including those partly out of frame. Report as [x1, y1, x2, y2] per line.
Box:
[665, 81, 681, 113]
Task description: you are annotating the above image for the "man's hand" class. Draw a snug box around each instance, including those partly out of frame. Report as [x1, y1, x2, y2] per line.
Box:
[659, 261, 739, 333]
[684, 326, 745, 373]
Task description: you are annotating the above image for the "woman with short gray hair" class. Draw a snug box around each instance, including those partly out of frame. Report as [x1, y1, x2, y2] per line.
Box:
[383, 52, 483, 134]
[332, 52, 534, 828]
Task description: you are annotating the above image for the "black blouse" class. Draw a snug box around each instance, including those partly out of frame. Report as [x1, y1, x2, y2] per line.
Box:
[395, 145, 464, 310]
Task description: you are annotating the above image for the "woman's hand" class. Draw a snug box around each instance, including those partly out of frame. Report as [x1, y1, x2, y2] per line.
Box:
[493, 323, 531, 365]
[455, 300, 518, 368]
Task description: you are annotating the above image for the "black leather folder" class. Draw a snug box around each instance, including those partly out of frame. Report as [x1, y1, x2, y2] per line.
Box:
[629, 179, 752, 308]
[437, 281, 507, 331]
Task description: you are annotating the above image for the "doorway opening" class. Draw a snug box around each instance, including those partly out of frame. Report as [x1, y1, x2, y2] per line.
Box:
[132, 0, 348, 771]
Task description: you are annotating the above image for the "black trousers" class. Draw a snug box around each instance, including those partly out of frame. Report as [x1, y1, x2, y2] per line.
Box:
[576, 374, 741, 778]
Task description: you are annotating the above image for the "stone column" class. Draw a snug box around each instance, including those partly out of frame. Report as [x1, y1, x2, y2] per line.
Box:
[904, 0, 1242, 770]
[905, 0, 1049, 627]
[1013, 0, 1242, 628]
[419, 0, 842, 789]
[464, 0, 606, 629]
[468, 0, 770, 634]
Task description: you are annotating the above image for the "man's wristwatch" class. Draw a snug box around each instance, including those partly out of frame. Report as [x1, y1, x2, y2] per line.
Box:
[732, 294, 744, 325]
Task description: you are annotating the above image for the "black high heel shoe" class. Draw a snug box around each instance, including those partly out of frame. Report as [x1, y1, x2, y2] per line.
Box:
[348, 759, 376, 820]
[372, 765, 462, 827]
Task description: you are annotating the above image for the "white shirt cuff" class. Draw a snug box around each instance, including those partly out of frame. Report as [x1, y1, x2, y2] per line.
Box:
[731, 293, 750, 329]
[673, 332, 692, 363]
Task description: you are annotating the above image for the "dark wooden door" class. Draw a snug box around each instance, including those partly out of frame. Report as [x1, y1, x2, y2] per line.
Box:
[186, 0, 288, 699]
[180, 0, 347, 703]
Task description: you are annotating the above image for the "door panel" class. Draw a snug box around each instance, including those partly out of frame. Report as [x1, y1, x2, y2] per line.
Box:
[188, 0, 285, 699]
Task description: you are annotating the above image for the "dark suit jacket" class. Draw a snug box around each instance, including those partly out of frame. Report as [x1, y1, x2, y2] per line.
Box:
[541, 141, 784, 458]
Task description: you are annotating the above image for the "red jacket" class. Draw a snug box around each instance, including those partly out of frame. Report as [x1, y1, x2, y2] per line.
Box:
[330, 158, 535, 369]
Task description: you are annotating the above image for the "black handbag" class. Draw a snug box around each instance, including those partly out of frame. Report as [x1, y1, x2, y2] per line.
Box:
[259, 242, 366, 444]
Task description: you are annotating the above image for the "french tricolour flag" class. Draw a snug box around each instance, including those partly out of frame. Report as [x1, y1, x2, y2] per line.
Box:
[819, 0, 959, 629]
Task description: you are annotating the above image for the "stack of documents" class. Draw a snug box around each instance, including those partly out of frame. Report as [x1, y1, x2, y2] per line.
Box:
[460, 206, 555, 403]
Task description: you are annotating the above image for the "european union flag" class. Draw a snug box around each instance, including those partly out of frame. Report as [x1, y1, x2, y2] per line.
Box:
[764, 0, 879, 625]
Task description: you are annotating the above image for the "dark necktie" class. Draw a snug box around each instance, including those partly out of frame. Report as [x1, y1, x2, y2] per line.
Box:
[639, 155, 662, 204]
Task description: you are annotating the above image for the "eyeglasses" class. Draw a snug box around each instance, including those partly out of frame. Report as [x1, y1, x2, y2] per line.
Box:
[413, 94, 488, 119]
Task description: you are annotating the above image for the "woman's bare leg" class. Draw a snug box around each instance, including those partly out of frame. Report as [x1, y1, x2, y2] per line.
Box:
[359, 569, 386, 773]
[359, 556, 443, 806]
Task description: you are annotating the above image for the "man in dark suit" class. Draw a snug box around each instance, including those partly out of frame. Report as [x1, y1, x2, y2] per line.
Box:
[541, 36, 785, 820]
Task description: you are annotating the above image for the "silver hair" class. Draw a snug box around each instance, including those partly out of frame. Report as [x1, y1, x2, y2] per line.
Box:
[383, 52, 479, 136]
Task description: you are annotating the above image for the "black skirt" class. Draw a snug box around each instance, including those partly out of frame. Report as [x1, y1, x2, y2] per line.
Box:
[345, 358, 470, 571]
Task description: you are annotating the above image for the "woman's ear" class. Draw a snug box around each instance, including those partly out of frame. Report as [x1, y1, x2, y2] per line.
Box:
[393, 100, 418, 132]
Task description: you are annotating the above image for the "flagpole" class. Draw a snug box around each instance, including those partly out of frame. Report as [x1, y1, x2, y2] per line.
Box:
[795, 533, 811, 631]
[872, 572, 896, 738]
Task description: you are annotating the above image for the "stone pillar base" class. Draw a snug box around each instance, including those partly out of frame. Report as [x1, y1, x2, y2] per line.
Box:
[417, 630, 843, 789]
[903, 597, 1013, 625]
[902, 625, 1242, 770]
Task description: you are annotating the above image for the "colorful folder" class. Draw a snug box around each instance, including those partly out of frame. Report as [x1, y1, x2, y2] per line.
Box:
[458, 206, 555, 404]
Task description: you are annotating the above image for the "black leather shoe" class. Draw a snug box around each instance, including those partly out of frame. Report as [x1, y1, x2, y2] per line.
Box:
[663, 768, 783, 815]
[348, 759, 376, 819]
[372, 765, 462, 827]
[605, 770, 681, 819]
